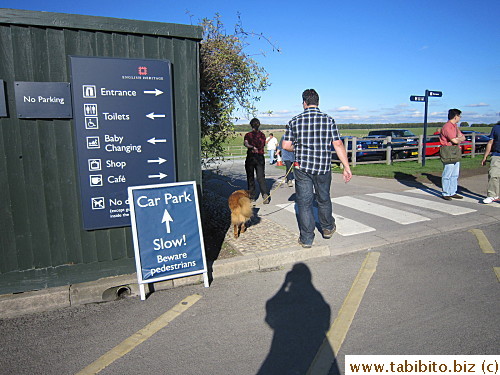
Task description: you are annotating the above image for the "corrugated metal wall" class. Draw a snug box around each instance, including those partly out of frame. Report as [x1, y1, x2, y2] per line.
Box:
[0, 9, 202, 294]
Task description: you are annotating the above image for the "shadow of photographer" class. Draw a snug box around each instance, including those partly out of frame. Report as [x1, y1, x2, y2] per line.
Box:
[257, 263, 340, 375]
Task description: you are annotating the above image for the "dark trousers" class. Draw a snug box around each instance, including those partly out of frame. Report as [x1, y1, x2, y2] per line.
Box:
[284, 160, 294, 181]
[245, 154, 268, 199]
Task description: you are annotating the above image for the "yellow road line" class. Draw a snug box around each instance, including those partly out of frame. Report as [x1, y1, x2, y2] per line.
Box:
[494, 267, 500, 282]
[469, 229, 495, 253]
[307, 251, 380, 375]
[75, 294, 202, 375]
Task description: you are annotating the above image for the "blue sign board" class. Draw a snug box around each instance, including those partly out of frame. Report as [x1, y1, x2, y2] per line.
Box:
[70, 56, 176, 230]
[410, 95, 426, 102]
[428, 90, 442, 97]
[128, 182, 208, 298]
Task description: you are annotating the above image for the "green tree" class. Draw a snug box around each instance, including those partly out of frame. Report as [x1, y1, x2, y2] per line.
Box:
[199, 14, 275, 163]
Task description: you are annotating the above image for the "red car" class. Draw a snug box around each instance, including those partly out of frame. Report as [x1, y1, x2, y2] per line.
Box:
[425, 134, 472, 156]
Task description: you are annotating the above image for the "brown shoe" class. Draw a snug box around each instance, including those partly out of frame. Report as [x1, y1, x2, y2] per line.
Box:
[451, 194, 463, 199]
[322, 226, 336, 239]
[442, 196, 452, 201]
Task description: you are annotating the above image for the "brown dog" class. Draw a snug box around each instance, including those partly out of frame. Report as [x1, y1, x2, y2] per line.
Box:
[228, 190, 253, 238]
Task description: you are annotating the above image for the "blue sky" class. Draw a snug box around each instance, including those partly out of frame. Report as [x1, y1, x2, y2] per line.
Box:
[2, 0, 499, 125]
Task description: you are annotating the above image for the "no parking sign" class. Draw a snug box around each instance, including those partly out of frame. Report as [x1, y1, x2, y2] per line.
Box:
[128, 181, 209, 299]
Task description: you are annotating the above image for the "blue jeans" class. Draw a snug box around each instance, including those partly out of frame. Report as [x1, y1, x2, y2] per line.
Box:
[442, 161, 460, 196]
[294, 168, 334, 245]
[268, 149, 275, 164]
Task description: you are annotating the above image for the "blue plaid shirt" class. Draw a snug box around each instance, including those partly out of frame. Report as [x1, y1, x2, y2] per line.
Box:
[283, 107, 340, 174]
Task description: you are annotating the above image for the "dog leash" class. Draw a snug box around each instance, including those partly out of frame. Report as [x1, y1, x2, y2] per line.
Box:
[255, 165, 294, 207]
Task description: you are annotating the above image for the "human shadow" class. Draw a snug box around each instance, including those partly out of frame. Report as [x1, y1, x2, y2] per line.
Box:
[256, 263, 339, 375]
[393, 172, 442, 198]
[421, 172, 442, 189]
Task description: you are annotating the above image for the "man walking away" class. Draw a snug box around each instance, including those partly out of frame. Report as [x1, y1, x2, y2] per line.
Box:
[244, 118, 270, 204]
[481, 121, 500, 203]
[282, 89, 352, 248]
[440, 109, 465, 200]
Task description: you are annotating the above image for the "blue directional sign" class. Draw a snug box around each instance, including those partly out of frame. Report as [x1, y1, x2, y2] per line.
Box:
[410, 95, 426, 102]
[128, 182, 208, 297]
[70, 56, 176, 230]
[428, 91, 442, 97]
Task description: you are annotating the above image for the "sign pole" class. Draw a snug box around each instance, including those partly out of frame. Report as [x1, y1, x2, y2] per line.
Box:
[409, 90, 442, 167]
[422, 90, 429, 166]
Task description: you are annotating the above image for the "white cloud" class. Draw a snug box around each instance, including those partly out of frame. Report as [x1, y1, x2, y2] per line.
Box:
[465, 103, 489, 107]
[335, 106, 358, 112]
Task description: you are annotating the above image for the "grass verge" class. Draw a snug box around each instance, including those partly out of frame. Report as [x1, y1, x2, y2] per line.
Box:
[331, 155, 487, 181]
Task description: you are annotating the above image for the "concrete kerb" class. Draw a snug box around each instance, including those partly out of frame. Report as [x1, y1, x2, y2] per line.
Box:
[0, 244, 331, 319]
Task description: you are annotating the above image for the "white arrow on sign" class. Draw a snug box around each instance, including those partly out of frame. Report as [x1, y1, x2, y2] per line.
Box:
[147, 137, 167, 145]
[146, 112, 166, 120]
[162, 208, 174, 233]
[143, 89, 164, 96]
[148, 173, 168, 179]
[147, 157, 167, 165]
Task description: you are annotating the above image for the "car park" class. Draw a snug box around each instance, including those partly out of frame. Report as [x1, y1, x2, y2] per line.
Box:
[367, 129, 419, 159]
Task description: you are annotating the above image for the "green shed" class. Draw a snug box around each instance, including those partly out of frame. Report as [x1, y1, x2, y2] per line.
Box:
[0, 8, 203, 294]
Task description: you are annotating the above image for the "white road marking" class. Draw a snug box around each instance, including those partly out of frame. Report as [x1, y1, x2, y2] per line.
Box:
[370, 192, 477, 215]
[275, 203, 376, 236]
[332, 196, 430, 224]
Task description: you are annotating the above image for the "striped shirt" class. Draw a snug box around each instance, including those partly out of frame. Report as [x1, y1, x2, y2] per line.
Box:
[283, 107, 340, 174]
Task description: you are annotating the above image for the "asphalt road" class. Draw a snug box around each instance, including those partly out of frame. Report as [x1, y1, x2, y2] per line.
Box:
[0, 222, 498, 375]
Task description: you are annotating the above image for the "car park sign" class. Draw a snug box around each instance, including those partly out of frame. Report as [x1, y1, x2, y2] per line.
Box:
[128, 181, 209, 300]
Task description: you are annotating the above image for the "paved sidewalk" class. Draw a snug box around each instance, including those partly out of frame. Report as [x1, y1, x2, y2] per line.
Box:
[2, 159, 498, 318]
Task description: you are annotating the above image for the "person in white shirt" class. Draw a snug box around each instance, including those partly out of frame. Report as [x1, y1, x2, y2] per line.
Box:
[266, 133, 279, 164]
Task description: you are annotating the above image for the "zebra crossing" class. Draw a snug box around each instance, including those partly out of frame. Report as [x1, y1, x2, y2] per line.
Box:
[274, 188, 497, 237]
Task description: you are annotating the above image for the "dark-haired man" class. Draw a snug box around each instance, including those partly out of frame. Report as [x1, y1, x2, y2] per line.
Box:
[244, 118, 270, 204]
[282, 89, 352, 248]
[440, 108, 465, 200]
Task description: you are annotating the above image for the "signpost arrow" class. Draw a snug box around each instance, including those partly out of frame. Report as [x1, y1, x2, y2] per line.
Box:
[147, 157, 167, 165]
[428, 91, 442, 97]
[146, 112, 166, 120]
[143, 89, 164, 96]
[147, 137, 167, 145]
[148, 173, 168, 179]
[161, 208, 174, 233]
[410, 95, 426, 102]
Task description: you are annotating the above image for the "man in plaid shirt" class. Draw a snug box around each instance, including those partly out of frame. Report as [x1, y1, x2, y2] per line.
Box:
[282, 89, 352, 248]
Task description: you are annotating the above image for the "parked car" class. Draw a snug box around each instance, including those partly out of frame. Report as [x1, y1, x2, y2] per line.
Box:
[461, 130, 490, 152]
[367, 129, 419, 159]
[332, 136, 385, 162]
[425, 134, 472, 156]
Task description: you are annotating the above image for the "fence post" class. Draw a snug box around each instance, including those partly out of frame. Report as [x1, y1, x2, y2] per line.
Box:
[418, 134, 423, 164]
[385, 136, 392, 165]
[352, 137, 357, 167]
[471, 135, 476, 157]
